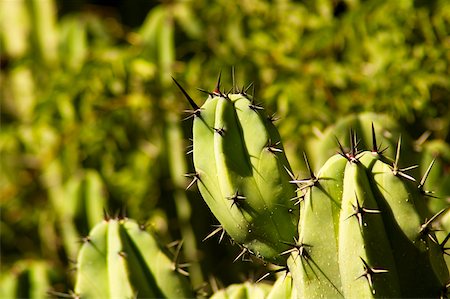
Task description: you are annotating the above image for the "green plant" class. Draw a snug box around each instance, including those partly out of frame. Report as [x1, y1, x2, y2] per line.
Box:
[175, 76, 298, 265]
[74, 217, 193, 299]
[175, 78, 449, 298]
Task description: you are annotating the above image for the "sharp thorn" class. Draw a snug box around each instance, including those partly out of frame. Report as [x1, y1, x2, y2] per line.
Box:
[172, 77, 200, 111]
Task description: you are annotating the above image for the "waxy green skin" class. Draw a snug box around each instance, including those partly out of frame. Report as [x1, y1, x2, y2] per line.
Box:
[193, 93, 298, 264]
[74, 218, 193, 299]
[289, 151, 449, 299]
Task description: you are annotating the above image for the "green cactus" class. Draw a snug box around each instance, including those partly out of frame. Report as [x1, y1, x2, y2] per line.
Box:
[174, 77, 298, 265]
[288, 131, 449, 298]
[74, 217, 193, 299]
[210, 274, 296, 299]
[306, 112, 419, 174]
[0, 260, 55, 299]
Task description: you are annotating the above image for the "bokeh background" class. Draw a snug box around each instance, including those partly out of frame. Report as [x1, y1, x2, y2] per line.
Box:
[1, 0, 449, 296]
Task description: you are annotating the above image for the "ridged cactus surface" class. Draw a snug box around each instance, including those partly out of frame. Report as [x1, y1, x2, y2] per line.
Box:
[175, 77, 298, 264]
[288, 132, 449, 298]
[74, 217, 193, 299]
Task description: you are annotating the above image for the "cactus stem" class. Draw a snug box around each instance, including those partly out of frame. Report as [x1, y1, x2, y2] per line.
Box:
[418, 158, 438, 198]
[419, 208, 447, 244]
[184, 172, 200, 190]
[203, 225, 225, 243]
[226, 190, 246, 208]
[357, 257, 389, 294]
[213, 127, 226, 136]
[345, 193, 381, 228]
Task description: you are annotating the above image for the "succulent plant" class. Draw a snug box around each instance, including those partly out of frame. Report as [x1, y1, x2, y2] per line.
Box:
[174, 76, 298, 265]
[288, 130, 449, 298]
[73, 217, 193, 299]
[175, 76, 449, 298]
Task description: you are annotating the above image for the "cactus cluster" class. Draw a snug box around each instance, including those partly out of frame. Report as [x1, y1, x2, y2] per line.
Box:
[61, 76, 449, 299]
[174, 76, 449, 298]
[289, 131, 448, 298]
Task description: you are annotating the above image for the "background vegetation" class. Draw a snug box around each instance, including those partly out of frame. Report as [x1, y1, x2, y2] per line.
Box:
[1, 0, 449, 296]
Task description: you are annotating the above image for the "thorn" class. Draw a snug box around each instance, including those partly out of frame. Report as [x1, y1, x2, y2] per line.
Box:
[266, 139, 283, 154]
[280, 237, 311, 259]
[371, 123, 378, 153]
[118, 251, 127, 258]
[103, 208, 111, 221]
[390, 136, 417, 182]
[213, 127, 226, 136]
[184, 172, 200, 190]
[291, 153, 318, 191]
[242, 82, 254, 95]
[255, 267, 288, 283]
[267, 113, 280, 123]
[172, 77, 201, 113]
[440, 233, 450, 256]
[186, 142, 193, 155]
[336, 137, 351, 162]
[231, 66, 236, 93]
[233, 247, 249, 263]
[213, 71, 222, 96]
[171, 240, 190, 276]
[203, 225, 226, 244]
[420, 208, 447, 244]
[345, 193, 381, 228]
[197, 87, 215, 97]
[357, 257, 388, 294]
[418, 158, 437, 197]
[226, 190, 246, 208]
[138, 221, 150, 231]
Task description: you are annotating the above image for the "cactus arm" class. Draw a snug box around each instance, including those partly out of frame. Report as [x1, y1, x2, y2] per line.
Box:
[106, 220, 135, 299]
[123, 220, 193, 298]
[339, 160, 400, 298]
[75, 221, 110, 298]
[289, 154, 347, 299]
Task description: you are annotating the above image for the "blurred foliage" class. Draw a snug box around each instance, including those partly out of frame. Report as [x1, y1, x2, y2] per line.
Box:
[1, 0, 449, 296]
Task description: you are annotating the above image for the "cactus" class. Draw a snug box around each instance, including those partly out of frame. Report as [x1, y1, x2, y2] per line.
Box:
[210, 274, 296, 299]
[288, 130, 449, 298]
[306, 112, 419, 174]
[0, 260, 55, 299]
[73, 217, 193, 298]
[174, 76, 298, 264]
